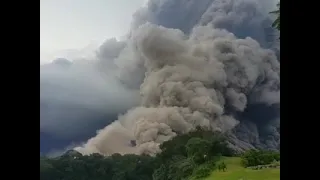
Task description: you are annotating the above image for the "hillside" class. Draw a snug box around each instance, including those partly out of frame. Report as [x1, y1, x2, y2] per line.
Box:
[205, 157, 280, 180]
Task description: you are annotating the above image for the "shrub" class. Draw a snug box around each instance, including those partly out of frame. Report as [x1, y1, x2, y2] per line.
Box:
[241, 149, 280, 167]
[193, 165, 212, 179]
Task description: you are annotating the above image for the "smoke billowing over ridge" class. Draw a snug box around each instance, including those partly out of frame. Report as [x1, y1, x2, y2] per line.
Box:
[40, 0, 280, 155]
[75, 23, 279, 155]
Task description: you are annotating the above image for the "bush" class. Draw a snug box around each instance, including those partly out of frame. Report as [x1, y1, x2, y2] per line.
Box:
[241, 149, 280, 167]
[167, 158, 195, 180]
[40, 129, 235, 180]
[193, 165, 212, 179]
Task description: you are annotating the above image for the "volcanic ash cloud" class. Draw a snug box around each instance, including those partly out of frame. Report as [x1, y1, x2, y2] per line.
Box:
[75, 23, 279, 156]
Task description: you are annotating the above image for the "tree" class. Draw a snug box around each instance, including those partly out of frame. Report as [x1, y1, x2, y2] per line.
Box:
[167, 158, 195, 180]
[241, 149, 280, 167]
[186, 137, 211, 164]
[217, 161, 227, 171]
[40, 130, 235, 180]
[270, 2, 280, 32]
[193, 165, 212, 179]
[153, 165, 168, 180]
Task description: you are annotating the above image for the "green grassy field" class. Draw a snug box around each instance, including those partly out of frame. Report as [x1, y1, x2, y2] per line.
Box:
[204, 157, 280, 180]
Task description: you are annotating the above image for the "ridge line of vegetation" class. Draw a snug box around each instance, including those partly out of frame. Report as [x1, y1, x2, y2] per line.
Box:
[41, 129, 279, 180]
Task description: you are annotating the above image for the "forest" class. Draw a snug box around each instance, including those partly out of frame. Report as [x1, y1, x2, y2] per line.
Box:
[40, 129, 279, 180]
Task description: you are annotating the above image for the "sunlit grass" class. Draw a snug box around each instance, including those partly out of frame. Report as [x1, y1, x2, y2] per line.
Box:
[204, 157, 280, 180]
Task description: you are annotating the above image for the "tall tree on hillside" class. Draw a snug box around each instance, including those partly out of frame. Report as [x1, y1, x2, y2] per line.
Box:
[270, 2, 280, 32]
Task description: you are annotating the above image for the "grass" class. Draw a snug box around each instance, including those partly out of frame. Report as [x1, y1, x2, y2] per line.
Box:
[204, 157, 280, 180]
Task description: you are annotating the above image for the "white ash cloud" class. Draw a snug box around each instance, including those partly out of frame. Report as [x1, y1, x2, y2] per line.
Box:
[116, 0, 280, 94]
[131, 0, 279, 48]
[41, 0, 280, 154]
[75, 23, 279, 155]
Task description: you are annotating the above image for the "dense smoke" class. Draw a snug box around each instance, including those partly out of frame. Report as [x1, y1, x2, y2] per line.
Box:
[41, 0, 280, 155]
[75, 22, 279, 155]
[40, 58, 139, 140]
[132, 0, 279, 49]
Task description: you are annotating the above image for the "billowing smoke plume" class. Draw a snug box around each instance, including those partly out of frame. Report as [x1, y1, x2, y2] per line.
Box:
[132, 0, 279, 49]
[40, 58, 139, 140]
[41, 0, 280, 155]
[75, 22, 279, 155]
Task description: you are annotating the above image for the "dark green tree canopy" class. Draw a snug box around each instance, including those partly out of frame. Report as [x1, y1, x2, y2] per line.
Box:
[40, 129, 279, 180]
[40, 129, 235, 180]
[270, 2, 280, 31]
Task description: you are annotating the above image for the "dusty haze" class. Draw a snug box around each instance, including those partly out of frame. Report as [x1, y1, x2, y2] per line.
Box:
[40, 0, 280, 155]
[75, 23, 279, 155]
